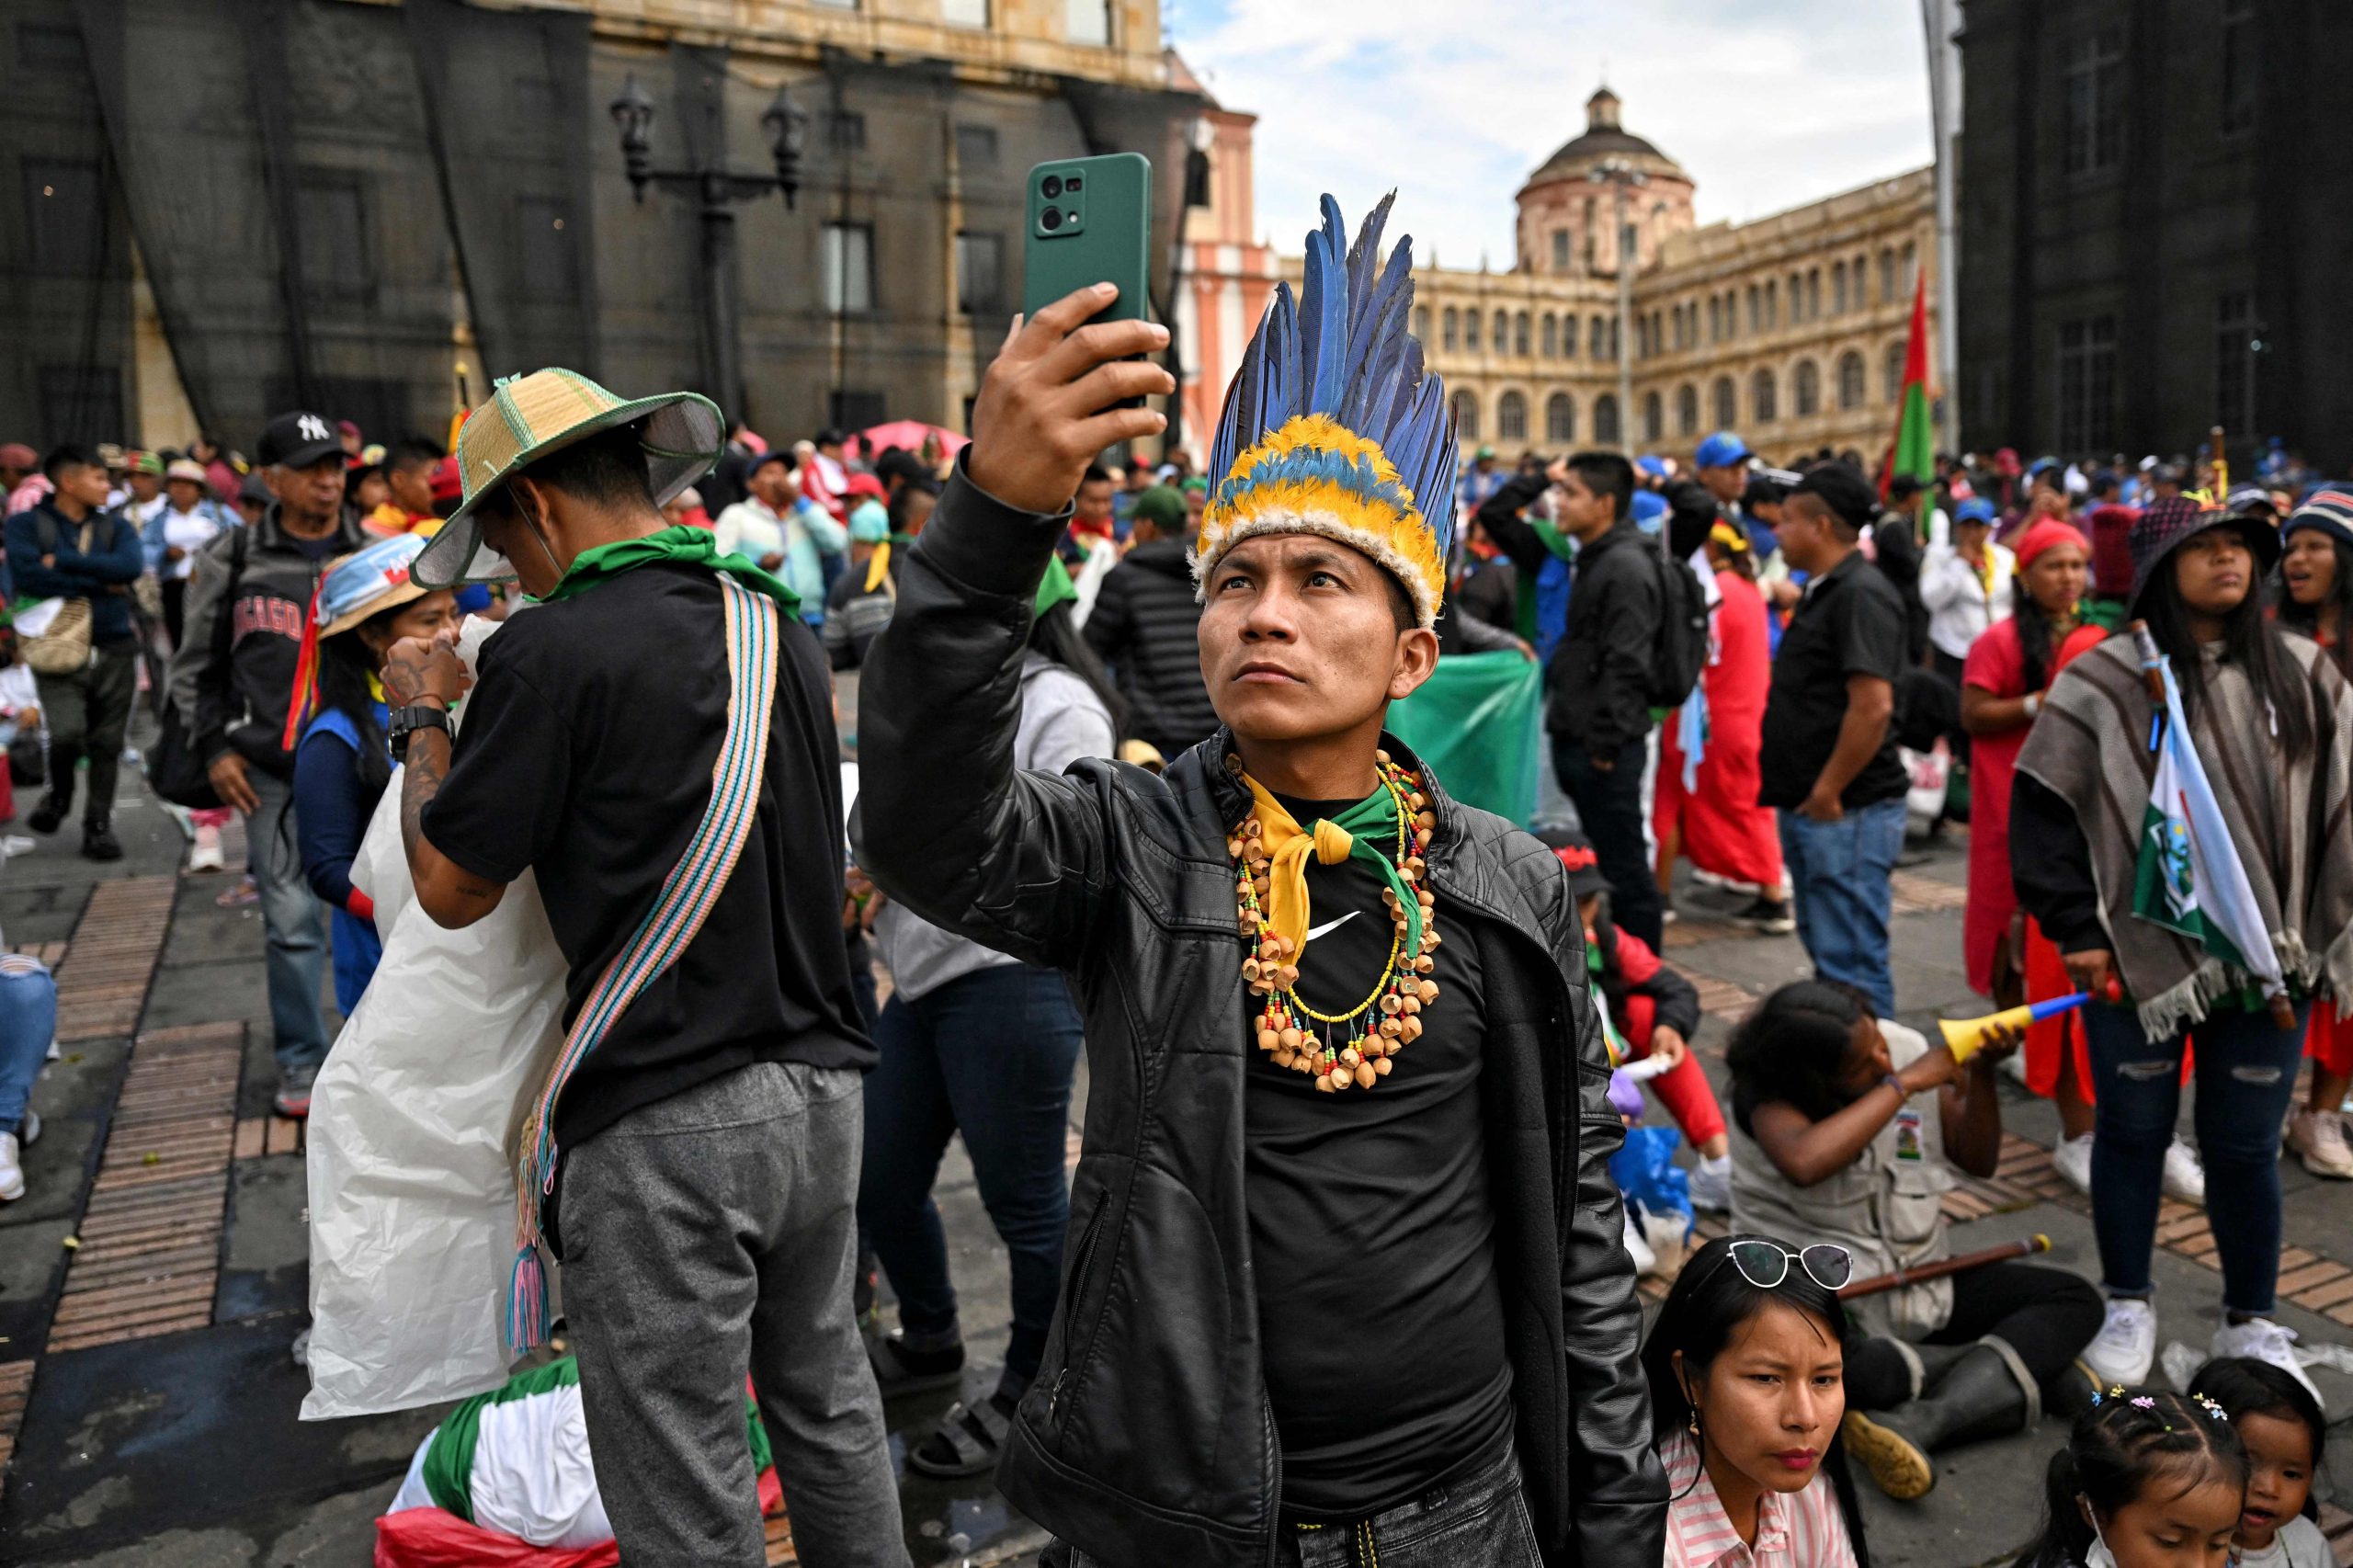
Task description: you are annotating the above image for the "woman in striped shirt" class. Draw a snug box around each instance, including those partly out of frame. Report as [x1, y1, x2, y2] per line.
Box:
[1642, 1235, 1873, 1567]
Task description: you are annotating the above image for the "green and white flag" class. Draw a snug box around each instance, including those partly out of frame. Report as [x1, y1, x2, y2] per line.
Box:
[2130, 657, 2286, 1002]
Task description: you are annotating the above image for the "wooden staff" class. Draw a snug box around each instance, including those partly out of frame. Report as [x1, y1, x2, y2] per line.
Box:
[1839, 1234, 2051, 1300]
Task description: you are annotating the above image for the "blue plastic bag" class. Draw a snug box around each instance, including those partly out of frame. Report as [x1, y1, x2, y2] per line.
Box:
[1608, 1124, 1695, 1242]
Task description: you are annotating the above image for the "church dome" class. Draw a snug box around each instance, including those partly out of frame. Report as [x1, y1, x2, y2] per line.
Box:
[1523, 86, 1688, 189]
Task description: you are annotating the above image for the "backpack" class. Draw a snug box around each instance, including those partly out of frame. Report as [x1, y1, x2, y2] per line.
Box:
[1644, 546, 1710, 710]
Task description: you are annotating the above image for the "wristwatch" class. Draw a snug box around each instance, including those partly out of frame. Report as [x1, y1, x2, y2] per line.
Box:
[387, 703, 451, 763]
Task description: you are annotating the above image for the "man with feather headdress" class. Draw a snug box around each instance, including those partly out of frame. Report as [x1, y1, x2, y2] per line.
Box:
[857, 195, 1665, 1568]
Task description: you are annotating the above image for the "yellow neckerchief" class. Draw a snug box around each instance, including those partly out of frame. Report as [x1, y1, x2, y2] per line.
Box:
[863, 540, 892, 594]
[1240, 775, 1418, 959]
[367, 672, 386, 706]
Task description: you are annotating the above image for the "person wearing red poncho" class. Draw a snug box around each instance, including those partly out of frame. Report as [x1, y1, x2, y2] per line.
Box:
[1654, 518, 1789, 932]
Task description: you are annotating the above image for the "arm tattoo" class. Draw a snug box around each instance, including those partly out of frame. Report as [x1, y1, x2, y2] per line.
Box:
[400, 726, 451, 863]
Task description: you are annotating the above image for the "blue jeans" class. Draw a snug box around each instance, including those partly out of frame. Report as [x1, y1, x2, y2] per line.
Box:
[1777, 798, 1905, 1016]
[2082, 999, 2308, 1312]
[248, 768, 331, 1072]
[1552, 735, 1663, 950]
[857, 962, 1083, 1390]
[0, 955, 57, 1135]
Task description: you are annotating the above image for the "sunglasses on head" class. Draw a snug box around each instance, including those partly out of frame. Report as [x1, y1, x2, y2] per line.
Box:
[1723, 1238, 1854, 1293]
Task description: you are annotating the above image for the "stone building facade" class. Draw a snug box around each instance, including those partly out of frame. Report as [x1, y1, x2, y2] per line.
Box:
[3, 0, 1205, 453]
[1260, 89, 1941, 471]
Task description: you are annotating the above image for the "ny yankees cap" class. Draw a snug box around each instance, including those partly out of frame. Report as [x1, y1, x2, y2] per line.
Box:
[257, 411, 346, 471]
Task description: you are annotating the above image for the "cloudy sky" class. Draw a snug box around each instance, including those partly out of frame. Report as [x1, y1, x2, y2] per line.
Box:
[1163, 0, 1935, 264]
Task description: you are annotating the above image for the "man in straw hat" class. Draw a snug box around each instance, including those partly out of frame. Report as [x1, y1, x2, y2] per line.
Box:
[857, 196, 1664, 1568]
[388, 370, 904, 1567]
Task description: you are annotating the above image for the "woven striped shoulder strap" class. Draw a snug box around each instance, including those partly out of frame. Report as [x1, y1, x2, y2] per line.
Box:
[506, 573, 780, 1351]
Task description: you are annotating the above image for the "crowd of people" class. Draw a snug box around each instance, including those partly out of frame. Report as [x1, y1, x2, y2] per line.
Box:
[0, 187, 2346, 1568]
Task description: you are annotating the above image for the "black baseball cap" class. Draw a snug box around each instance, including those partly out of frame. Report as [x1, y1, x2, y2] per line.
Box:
[257, 411, 346, 471]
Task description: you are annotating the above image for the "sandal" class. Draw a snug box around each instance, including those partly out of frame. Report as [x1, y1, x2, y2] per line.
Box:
[906, 1393, 1013, 1479]
[866, 1332, 965, 1400]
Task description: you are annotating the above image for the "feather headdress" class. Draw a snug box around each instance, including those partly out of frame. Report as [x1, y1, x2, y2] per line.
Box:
[1193, 194, 1456, 626]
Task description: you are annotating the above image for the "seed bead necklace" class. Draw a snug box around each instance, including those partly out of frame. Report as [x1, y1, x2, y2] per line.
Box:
[1231, 751, 1442, 1093]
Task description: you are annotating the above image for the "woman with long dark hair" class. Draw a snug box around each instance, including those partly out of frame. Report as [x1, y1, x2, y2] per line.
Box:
[2009, 1391, 2245, 1568]
[1723, 980, 2100, 1499]
[1956, 517, 2188, 1201]
[2014, 496, 2353, 1393]
[1644, 1233, 1870, 1566]
[291, 535, 459, 1014]
[2276, 490, 2353, 1180]
[856, 556, 1120, 1479]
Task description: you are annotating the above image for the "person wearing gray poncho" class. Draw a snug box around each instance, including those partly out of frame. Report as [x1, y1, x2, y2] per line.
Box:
[2010, 494, 2353, 1400]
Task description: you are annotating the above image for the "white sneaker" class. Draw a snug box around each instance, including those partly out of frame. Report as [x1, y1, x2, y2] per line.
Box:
[0, 1131, 22, 1201]
[1622, 1209, 1656, 1276]
[1688, 1153, 1732, 1211]
[188, 824, 224, 873]
[2211, 1317, 2325, 1410]
[2052, 1133, 2095, 1196]
[2083, 1296, 2156, 1386]
[2287, 1109, 2353, 1180]
[2163, 1137, 2207, 1205]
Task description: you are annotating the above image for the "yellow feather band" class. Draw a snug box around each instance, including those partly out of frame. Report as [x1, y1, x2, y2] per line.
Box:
[1191, 414, 1446, 627]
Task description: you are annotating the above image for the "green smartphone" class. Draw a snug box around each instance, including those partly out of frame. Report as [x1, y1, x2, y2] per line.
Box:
[1022, 153, 1154, 332]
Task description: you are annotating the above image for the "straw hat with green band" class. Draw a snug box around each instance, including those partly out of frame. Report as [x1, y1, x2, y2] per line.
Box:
[412, 368, 724, 590]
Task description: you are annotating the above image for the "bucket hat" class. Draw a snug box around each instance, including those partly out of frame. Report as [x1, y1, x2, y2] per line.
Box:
[317, 534, 434, 641]
[413, 369, 722, 589]
[2128, 493, 2279, 610]
[165, 458, 210, 487]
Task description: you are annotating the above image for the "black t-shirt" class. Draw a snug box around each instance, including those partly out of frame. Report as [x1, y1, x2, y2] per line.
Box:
[1758, 551, 1910, 810]
[423, 564, 873, 1150]
[1245, 794, 1513, 1520]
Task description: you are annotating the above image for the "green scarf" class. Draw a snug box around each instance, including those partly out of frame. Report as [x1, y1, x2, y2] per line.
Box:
[540, 525, 801, 614]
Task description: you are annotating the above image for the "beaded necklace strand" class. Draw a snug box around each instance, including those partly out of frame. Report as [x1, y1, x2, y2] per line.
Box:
[1231, 751, 1441, 1093]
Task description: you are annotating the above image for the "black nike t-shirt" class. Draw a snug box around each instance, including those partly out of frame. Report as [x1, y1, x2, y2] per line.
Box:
[1245, 793, 1513, 1520]
[422, 564, 874, 1152]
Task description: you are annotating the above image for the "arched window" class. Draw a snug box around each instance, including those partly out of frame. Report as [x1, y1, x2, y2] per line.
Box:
[1885, 341, 1907, 403]
[1711, 375, 1736, 430]
[1676, 383, 1699, 437]
[1836, 350, 1866, 409]
[1752, 367, 1778, 424]
[1541, 312, 1557, 358]
[1641, 391, 1663, 443]
[1593, 393, 1621, 447]
[1452, 388, 1481, 442]
[1793, 359, 1821, 416]
[1497, 390, 1528, 442]
[1465, 310, 1481, 351]
[1414, 306, 1430, 342]
[1493, 311, 1508, 351]
[1546, 392, 1574, 443]
[1879, 246, 1897, 305]
[1442, 307, 1459, 351]
[1514, 311, 1530, 357]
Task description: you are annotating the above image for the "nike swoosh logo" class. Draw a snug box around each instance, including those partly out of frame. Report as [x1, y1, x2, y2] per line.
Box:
[1305, 911, 1358, 942]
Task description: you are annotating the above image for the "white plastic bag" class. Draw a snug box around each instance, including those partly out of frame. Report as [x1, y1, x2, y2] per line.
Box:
[1903, 738, 1951, 826]
[303, 616, 570, 1419]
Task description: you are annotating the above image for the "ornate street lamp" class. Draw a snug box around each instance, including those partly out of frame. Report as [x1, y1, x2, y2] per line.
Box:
[608, 72, 810, 413]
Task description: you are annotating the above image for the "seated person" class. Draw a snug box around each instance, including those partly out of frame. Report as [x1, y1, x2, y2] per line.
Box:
[1541, 828, 1733, 1208]
[1725, 980, 2101, 1499]
[1643, 1233, 1870, 1567]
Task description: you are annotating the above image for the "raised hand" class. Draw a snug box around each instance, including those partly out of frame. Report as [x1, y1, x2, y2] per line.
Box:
[964, 284, 1174, 516]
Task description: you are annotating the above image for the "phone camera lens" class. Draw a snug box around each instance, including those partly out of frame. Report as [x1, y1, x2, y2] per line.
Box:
[1040, 207, 1063, 231]
[1041, 175, 1063, 199]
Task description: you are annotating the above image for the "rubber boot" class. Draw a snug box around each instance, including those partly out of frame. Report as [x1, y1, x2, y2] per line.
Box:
[1841, 1343, 2030, 1500]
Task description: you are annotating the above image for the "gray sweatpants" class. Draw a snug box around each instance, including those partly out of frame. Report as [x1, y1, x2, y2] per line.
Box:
[560, 1061, 908, 1568]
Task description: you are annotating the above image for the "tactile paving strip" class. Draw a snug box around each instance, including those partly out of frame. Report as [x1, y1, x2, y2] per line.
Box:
[50, 877, 176, 1043]
[47, 1023, 244, 1354]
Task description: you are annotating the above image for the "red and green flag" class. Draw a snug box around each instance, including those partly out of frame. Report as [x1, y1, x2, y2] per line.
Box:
[1881, 266, 1934, 500]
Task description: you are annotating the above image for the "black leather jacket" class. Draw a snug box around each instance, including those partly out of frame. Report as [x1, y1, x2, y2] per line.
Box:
[854, 466, 1667, 1568]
